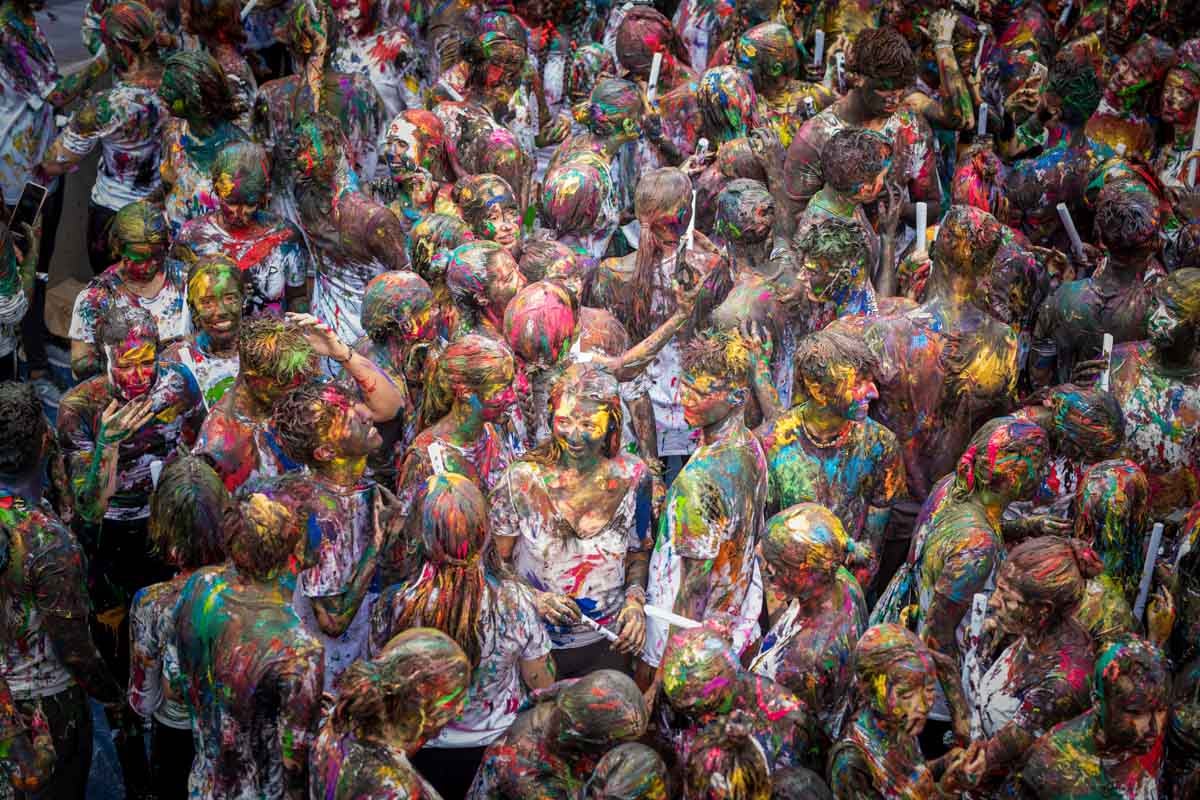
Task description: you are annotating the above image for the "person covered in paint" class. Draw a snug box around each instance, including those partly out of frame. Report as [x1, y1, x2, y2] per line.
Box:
[539, 154, 619, 262]
[454, 173, 523, 257]
[758, 328, 904, 586]
[0, 382, 122, 798]
[292, 114, 409, 345]
[1011, 636, 1168, 800]
[179, 0, 256, 130]
[642, 329, 767, 675]
[309, 628, 471, 800]
[1084, 35, 1176, 160]
[613, 6, 696, 101]
[828, 623, 963, 798]
[491, 362, 654, 678]
[127, 456, 228, 799]
[38, 0, 167, 274]
[1155, 38, 1200, 189]
[748, 504, 870, 760]
[945, 536, 1102, 792]
[158, 254, 242, 411]
[68, 200, 186, 381]
[171, 140, 309, 318]
[734, 22, 834, 149]
[0, 672, 54, 795]
[157, 50, 248, 232]
[792, 215, 878, 335]
[328, 0, 421, 118]
[1031, 181, 1165, 388]
[1107, 268, 1200, 523]
[659, 626, 813, 773]
[897, 9, 976, 137]
[681, 712, 773, 800]
[173, 489, 325, 800]
[466, 669, 650, 799]
[407, 213, 473, 343]
[582, 742, 670, 800]
[445, 240, 528, 342]
[373, 109, 455, 226]
[369, 474, 555, 798]
[192, 315, 318, 492]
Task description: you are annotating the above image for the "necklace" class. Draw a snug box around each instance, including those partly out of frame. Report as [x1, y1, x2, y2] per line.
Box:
[796, 407, 853, 449]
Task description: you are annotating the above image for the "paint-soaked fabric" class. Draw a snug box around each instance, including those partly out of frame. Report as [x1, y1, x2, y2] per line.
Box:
[309, 727, 444, 799]
[761, 405, 904, 544]
[0, 5, 59, 205]
[1074, 575, 1137, 645]
[68, 261, 188, 345]
[1015, 709, 1161, 799]
[172, 211, 309, 318]
[1109, 342, 1200, 523]
[159, 340, 238, 410]
[749, 568, 867, 741]
[128, 571, 202, 730]
[57, 370, 203, 522]
[160, 119, 249, 233]
[332, 28, 424, 119]
[643, 419, 767, 666]
[0, 493, 87, 699]
[489, 456, 650, 649]
[174, 567, 325, 800]
[370, 576, 551, 749]
[828, 707, 936, 800]
[54, 79, 166, 211]
[192, 390, 296, 493]
[793, 187, 880, 331]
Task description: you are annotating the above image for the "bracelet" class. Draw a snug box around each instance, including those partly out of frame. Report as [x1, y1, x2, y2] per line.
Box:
[624, 586, 647, 605]
[333, 345, 353, 365]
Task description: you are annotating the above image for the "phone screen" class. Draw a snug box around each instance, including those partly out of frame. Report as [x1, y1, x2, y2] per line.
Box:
[6, 181, 47, 253]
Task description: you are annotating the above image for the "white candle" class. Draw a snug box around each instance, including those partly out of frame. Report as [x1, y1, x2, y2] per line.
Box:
[1099, 332, 1114, 392]
[975, 25, 988, 73]
[915, 201, 928, 255]
[977, 102, 989, 137]
[1133, 522, 1164, 620]
[647, 51, 663, 104]
[835, 51, 845, 92]
[1056, 202, 1085, 261]
[803, 96, 816, 118]
[644, 604, 701, 629]
[813, 29, 825, 67]
[1189, 102, 1200, 186]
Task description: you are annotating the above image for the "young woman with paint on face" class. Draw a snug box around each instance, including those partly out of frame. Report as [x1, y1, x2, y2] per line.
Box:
[173, 489, 324, 800]
[466, 669, 649, 799]
[758, 329, 904, 587]
[172, 140, 310, 318]
[1108, 268, 1200, 522]
[39, 0, 168, 275]
[445, 240, 527, 341]
[582, 742, 669, 800]
[454, 173, 524, 256]
[829, 623, 966, 799]
[192, 316, 318, 492]
[157, 50, 248, 233]
[310, 628, 471, 800]
[681, 712, 773, 800]
[69, 200, 185, 381]
[1155, 38, 1200, 189]
[734, 22, 834, 149]
[491, 363, 653, 678]
[128, 456, 228, 800]
[1085, 35, 1176, 160]
[0, 382, 122, 799]
[748, 504, 870, 760]
[158, 254, 243, 411]
[370, 474, 555, 799]
[1013, 635, 1168, 800]
[945, 536, 1102, 792]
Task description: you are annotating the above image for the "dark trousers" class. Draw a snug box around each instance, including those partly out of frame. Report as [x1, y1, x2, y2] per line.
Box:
[151, 719, 194, 800]
[86, 201, 118, 275]
[552, 638, 633, 680]
[14, 684, 92, 800]
[411, 745, 488, 800]
[10, 177, 64, 373]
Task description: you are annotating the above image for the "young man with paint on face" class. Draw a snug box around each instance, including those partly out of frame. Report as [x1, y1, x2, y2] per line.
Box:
[173, 489, 324, 800]
[310, 629, 471, 800]
[757, 328, 904, 588]
[1155, 38, 1200, 190]
[641, 328, 767, 680]
[466, 669, 649, 799]
[445, 240, 527, 342]
[68, 200, 186, 381]
[172, 141, 309, 317]
[1084, 35, 1176, 160]
[734, 22, 834, 148]
[373, 109, 454, 225]
[1108, 268, 1200, 524]
[1012, 636, 1167, 800]
[328, 0, 421, 118]
[159, 254, 242, 411]
[0, 382, 122, 799]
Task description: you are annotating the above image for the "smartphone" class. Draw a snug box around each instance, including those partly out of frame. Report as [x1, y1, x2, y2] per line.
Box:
[6, 181, 47, 254]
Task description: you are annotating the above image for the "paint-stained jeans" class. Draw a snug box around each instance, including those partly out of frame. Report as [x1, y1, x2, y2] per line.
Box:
[14, 683, 92, 800]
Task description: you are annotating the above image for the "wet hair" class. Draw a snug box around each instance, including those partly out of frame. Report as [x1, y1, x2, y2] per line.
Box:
[1045, 57, 1102, 126]
[629, 167, 692, 339]
[100, 1, 167, 58]
[951, 416, 1049, 500]
[518, 240, 583, 285]
[1094, 182, 1162, 254]
[0, 382, 47, 476]
[332, 628, 470, 740]
[108, 199, 168, 260]
[847, 27, 916, 85]
[237, 316, 317, 382]
[1094, 636, 1168, 719]
[360, 271, 434, 344]
[503, 281, 577, 367]
[226, 490, 303, 579]
[794, 216, 870, 305]
[583, 743, 669, 800]
[697, 66, 758, 142]
[210, 141, 270, 204]
[280, 0, 341, 60]
[1073, 460, 1150, 603]
[408, 214, 472, 284]
[682, 713, 772, 800]
[932, 204, 1004, 283]
[445, 240, 517, 316]
[615, 6, 690, 76]
[182, 0, 244, 43]
[1046, 386, 1124, 460]
[97, 304, 158, 349]
[271, 379, 357, 466]
[464, 30, 527, 89]
[770, 767, 834, 800]
[586, 78, 644, 138]
[681, 328, 751, 383]
[437, 333, 514, 395]
[763, 502, 874, 578]
[793, 328, 873, 394]
[735, 22, 799, 85]
[854, 623, 935, 694]
[713, 178, 774, 244]
[186, 254, 243, 311]
[454, 174, 517, 240]
[1165, 221, 1200, 271]
[456, 124, 530, 205]
[541, 161, 607, 237]
[160, 50, 236, 124]
[1001, 536, 1104, 618]
[148, 456, 229, 568]
[821, 128, 892, 195]
[1155, 267, 1200, 325]
[567, 42, 617, 103]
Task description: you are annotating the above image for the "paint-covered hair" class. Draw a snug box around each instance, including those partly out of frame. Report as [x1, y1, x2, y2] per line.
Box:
[713, 178, 774, 244]
[568, 42, 617, 104]
[454, 174, 518, 240]
[280, 0, 340, 62]
[1045, 57, 1102, 126]
[793, 327, 873, 394]
[332, 628, 470, 740]
[1155, 267, 1200, 325]
[100, 1, 166, 59]
[519, 239, 583, 285]
[681, 328, 751, 383]
[210, 141, 270, 207]
[628, 167, 692, 339]
[148, 456, 229, 568]
[931, 204, 1004, 282]
[435, 333, 515, 397]
[271, 379, 357, 466]
[237, 316, 317, 383]
[1094, 182, 1163, 254]
[794, 216, 870, 305]
[586, 78, 644, 138]
[854, 624, 936, 710]
[763, 502, 873, 578]
[821, 128, 892, 195]
[847, 26, 916, 85]
[697, 66, 759, 143]
[160, 50, 236, 124]
[182, 0, 244, 43]
[662, 627, 741, 716]
[503, 281, 577, 369]
[1046, 386, 1124, 461]
[1001, 536, 1104, 618]
[226, 490, 303, 579]
[1094, 635, 1168, 723]
[361, 271, 434, 344]
[614, 6, 689, 77]
[682, 713, 772, 800]
[408, 214, 472, 284]
[456, 125, 530, 205]
[1073, 460, 1150, 603]
[541, 161, 608, 237]
[108, 199, 168, 261]
[555, 669, 649, 749]
[97, 304, 158, 349]
[464, 30, 526, 89]
[952, 416, 1049, 501]
[186, 254, 243, 312]
[445, 240, 518, 316]
[0, 382, 46, 476]
[583, 743, 669, 800]
[527, 361, 623, 467]
[735, 22, 799, 86]
[770, 767, 834, 800]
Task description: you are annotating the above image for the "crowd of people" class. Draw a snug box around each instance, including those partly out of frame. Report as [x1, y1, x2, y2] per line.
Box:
[1, 0, 1200, 796]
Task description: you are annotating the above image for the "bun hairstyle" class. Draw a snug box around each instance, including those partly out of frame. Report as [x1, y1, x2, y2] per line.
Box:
[1002, 536, 1104, 618]
[763, 503, 874, 578]
[952, 416, 1048, 500]
[583, 743, 670, 800]
[682, 711, 772, 800]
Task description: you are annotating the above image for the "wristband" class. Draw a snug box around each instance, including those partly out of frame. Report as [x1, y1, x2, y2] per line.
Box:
[333, 345, 353, 364]
[624, 585, 647, 605]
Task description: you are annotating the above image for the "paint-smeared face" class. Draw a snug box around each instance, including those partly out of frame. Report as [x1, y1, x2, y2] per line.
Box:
[988, 572, 1039, 636]
[804, 363, 877, 421]
[1160, 69, 1200, 124]
[1147, 297, 1194, 353]
[242, 366, 308, 410]
[862, 78, 908, 118]
[214, 163, 269, 228]
[475, 359, 518, 422]
[851, 162, 891, 204]
[120, 236, 168, 283]
[760, 541, 834, 598]
[484, 249, 526, 310]
[1106, 1, 1152, 52]
[1104, 696, 1167, 754]
[106, 338, 158, 400]
[482, 203, 520, 250]
[681, 370, 740, 429]
[190, 269, 243, 344]
[316, 388, 383, 460]
[874, 669, 935, 735]
[552, 393, 611, 460]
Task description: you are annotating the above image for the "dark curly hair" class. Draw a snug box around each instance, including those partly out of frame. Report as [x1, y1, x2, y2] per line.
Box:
[821, 128, 893, 194]
[1045, 57, 1102, 126]
[1094, 183, 1162, 254]
[0, 382, 47, 476]
[97, 304, 158, 349]
[848, 26, 916, 85]
[271, 379, 357, 466]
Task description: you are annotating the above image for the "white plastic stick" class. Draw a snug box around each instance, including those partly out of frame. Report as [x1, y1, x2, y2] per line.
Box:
[644, 605, 701, 629]
[1133, 522, 1164, 620]
[1099, 333, 1114, 392]
[240, 0, 258, 20]
[835, 52, 845, 92]
[647, 51, 663, 104]
[975, 25, 988, 73]
[915, 202, 928, 255]
[686, 188, 697, 251]
[813, 29, 825, 67]
[1056, 203, 1085, 261]
[803, 96, 816, 118]
[580, 615, 620, 643]
[150, 459, 164, 489]
[1057, 0, 1072, 27]
[1189, 103, 1200, 186]
[977, 103, 989, 137]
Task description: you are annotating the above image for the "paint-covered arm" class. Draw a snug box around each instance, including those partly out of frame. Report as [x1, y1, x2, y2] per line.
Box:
[41, 93, 111, 177]
[363, 202, 410, 273]
[309, 538, 381, 638]
[276, 650, 325, 800]
[608, 309, 691, 381]
[924, 538, 997, 663]
[827, 741, 887, 800]
[46, 52, 109, 110]
[0, 677, 54, 792]
[981, 671, 1086, 781]
[127, 587, 164, 719]
[289, 313, 404, 423]
[916, 15, 975, 132]
[69, 339, 103, 382]
[60, 397, 154, 525]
